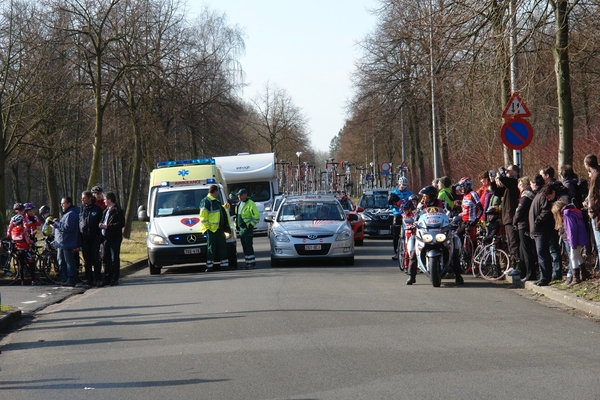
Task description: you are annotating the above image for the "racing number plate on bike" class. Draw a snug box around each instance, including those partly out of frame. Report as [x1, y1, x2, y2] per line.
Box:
[184, 248, 203, 255]
[378, 230, 391, 235]
[305, 245, 321, 251]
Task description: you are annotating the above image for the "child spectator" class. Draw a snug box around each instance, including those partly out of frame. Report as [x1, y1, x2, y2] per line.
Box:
[551, 201, 589, 285]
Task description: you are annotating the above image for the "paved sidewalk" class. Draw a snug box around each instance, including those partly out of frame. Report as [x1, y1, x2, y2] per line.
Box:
[0, 259, 147, 331]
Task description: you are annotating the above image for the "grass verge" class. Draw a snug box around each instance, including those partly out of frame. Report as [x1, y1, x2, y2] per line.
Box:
[121, 221, 148, 265]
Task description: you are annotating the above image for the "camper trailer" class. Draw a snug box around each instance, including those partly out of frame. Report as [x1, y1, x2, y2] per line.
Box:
[214, 153, 279, 234]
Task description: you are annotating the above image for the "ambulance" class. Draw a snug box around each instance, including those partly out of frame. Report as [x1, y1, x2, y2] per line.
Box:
[214, 152, 279, 234]
[137, 158, 237, 274]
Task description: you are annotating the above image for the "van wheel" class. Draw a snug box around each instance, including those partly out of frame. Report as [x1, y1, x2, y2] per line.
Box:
[149, 261, 161, 275]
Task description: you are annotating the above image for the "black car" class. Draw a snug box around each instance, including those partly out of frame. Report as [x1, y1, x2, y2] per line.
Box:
[357, 190, 394, 237]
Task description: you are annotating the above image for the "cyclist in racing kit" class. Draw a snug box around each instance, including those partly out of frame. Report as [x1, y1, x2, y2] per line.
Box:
[391, 176, 413, 260]
[405, 185, 463, 286]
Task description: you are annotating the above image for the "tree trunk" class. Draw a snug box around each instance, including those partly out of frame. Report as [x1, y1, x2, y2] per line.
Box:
[42, 147, 60, 216]
[123, 123, 142, 239]
[553, 0, 574, 167]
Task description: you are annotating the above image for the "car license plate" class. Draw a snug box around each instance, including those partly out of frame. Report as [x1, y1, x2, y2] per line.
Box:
[305, 245, 321, 251]
[184, 247, 203, 255]
[378, 230, 391, 235]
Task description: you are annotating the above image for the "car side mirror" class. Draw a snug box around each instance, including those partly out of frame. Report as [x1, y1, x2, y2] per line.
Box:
[357, 206, 364, 212]
[347, 213, 359, 222]
[264, 215, 273, 223]
[137, 205, 149, 222]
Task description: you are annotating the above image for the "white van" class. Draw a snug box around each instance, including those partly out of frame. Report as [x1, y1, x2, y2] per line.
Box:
[214, 153, 279, 234]
[138, 158, 237, 274]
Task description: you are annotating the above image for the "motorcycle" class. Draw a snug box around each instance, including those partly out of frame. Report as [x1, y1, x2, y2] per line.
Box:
[414, 206, 460, 287]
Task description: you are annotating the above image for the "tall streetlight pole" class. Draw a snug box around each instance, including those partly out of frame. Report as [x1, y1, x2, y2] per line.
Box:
[509, 0, 521, 170]
[296, 152, 303, 194]
[429, 0, 439, 179]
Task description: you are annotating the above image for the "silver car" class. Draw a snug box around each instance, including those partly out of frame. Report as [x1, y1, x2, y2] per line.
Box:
[265, 195, 355, 266]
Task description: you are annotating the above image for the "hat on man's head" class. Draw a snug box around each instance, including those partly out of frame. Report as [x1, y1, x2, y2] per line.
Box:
[236, 188, 248, 196]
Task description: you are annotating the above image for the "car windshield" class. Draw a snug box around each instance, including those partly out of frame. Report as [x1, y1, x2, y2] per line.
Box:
[154, 188, 213, 217]
[277, 201, 345, 222]
[227, 181, 271, 203]
[337, 197, 354, 211]
[358, 192, 389, 209]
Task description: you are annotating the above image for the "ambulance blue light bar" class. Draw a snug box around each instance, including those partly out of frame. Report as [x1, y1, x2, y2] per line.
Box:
[156, 158, 215, 168]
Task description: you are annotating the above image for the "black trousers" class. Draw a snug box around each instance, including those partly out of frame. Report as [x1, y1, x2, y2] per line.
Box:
[81, 236, 102, 281]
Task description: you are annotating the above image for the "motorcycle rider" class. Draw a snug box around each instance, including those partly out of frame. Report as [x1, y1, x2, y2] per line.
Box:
[406, 185, 463, 286]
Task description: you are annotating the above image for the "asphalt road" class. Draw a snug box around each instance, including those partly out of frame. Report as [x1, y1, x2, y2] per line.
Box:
[1, 236, 600, 399]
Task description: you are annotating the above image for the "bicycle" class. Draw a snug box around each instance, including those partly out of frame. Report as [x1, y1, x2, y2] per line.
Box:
[454, 221, 475, 275]
[473, 235, 511, 281]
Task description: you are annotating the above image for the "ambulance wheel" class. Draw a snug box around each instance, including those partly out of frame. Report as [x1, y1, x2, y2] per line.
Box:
[149, 260, 161, 275]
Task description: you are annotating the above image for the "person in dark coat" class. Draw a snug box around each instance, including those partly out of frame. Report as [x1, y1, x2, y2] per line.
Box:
[79, 191, 104, 286]
[513, 176, 536, 281]
[99, 192, 125, 286]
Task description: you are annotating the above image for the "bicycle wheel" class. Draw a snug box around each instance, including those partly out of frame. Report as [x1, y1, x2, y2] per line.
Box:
[4, 253, 21, 285]
[459, 236, 473, 274]
[397, 236, 405, 271]
[479, 248, 510, 281]
[37, 253, 60, 284]
[471, 244, 486, 277]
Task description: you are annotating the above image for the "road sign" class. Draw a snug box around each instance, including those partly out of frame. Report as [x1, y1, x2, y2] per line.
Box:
[380, 162, 391, 175]
[502, 92, 531, 118]
[500, 118, 533, 150]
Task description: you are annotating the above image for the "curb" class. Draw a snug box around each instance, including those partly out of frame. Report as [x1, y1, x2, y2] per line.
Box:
[0, 258, 148, 332]
[524, 280, 600, 318]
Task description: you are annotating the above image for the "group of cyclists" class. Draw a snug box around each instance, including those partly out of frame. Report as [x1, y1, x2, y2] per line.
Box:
[388, 159, 597, 287]
[2, 186, 115, 286]
[3, 202, 55, 284]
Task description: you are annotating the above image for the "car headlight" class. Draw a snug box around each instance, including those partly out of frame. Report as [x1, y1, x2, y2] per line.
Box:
[224, 231, 233, 240]
[149, 234, 168, 245]
[435, 233, 447, 242]
[421, 233, 434, 243]
[336, 230, 353, 241]
[272, 231, 290, 242]
[361, 214, 372, 221]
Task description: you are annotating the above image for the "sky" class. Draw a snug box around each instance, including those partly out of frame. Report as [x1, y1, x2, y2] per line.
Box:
[192, 0, 379, 153]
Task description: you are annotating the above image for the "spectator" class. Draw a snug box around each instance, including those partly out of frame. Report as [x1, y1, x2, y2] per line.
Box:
[53, 197, 80, 286]
[100, 192, 125, 286]
[496, 165, 521, 272]
[199, 185, 230, 272]
[560, 165, 581, 207]
[539, 166, 564, 280]
[80, 191, 104, 287]
[437, 176, 454, 210]
[513, 177, 536, 281]
[584, 154, 600, 272]
[91, 186, 107, 211]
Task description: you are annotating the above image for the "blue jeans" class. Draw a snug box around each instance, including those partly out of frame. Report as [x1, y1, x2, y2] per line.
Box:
[592, 222, 600, 271]
[532, 233, 552, 284]
[549, 230, 561, 279]
[57, 248, 76, 284]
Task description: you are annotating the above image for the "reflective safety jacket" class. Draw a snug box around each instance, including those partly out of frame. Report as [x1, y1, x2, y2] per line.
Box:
[199, 194, 230, 233]
[237, 199, 260, 229]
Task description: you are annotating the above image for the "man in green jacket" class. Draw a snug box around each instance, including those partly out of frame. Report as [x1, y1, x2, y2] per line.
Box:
[236, 188, 260, 269]
[200, 185, 230, 272]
